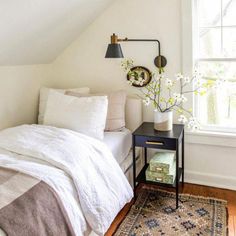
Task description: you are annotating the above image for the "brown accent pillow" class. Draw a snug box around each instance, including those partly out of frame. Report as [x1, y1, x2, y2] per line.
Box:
[65, 90, 126, 131]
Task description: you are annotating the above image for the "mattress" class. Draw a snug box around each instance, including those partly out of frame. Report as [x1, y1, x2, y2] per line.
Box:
[103, 128, 132, 165]
[119, 148, 141, 173]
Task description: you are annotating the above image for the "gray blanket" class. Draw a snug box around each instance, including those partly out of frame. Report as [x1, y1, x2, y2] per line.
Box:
[0, 167, 75, 236]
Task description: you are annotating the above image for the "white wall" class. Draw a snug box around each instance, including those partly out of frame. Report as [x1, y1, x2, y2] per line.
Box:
[0, 0, 115, 65]
[185, 132, 236, 190]
[52, 0, 182, 121]
[0, 0, 115, 129]
[0, 65, 53, 129]
[50, 0, 236, 190]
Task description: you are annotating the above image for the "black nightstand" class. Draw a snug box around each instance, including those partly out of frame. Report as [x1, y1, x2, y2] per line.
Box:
[132, 122, 185, 209]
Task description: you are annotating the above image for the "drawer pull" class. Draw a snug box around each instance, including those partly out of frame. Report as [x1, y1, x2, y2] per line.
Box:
[156, 167, 163, 171]
[156, 177, 163, 181]
[145, 141, 164, 146]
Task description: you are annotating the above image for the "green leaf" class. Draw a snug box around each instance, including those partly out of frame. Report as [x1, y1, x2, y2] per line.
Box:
[177, 108, 183, 114]
[200, 91, 207, 96]
[168, 98, 175, 105]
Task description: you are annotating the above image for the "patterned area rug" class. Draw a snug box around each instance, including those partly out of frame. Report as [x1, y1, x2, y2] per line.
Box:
[114, 188, 228, 236]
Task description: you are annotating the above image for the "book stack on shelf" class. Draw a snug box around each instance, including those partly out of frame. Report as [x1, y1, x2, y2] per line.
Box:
[145, 152, 176, 184]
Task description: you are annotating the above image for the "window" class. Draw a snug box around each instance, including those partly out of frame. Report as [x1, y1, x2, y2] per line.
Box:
[194, 0, 236, 132]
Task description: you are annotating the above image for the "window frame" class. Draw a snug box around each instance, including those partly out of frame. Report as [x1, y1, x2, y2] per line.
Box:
[192, 0, 236, 134]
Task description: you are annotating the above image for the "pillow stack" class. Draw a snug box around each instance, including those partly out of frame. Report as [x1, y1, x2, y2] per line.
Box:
[39, 87, 127, 140]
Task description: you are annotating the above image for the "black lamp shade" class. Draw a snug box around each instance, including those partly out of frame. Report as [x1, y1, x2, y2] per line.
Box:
[105, 43, 124, 58]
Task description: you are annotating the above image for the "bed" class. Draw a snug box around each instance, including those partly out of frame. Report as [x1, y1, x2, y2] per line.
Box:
[0, 95, 142, 236]
[103, 128, 143, 188]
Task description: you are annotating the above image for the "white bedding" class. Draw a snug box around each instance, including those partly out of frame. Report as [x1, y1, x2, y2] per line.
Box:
[0, 125, 133, 236]
[120, 148, 141, 173]
[103, 128, 132, 165]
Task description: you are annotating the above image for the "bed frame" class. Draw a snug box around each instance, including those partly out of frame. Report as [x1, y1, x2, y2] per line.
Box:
[124, 97, 143, 188]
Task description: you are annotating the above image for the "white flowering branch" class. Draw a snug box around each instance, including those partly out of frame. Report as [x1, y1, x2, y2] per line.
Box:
[121, 59, 214, 130]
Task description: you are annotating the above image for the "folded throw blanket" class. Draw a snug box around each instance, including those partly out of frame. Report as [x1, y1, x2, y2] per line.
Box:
[0, 167, 75, 236]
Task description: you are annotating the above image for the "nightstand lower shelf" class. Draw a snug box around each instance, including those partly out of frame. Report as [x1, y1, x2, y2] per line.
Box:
[136, 164, 182, 188]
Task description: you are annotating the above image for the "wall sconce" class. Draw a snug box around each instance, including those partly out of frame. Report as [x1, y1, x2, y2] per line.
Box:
[105, 33, 167, 71]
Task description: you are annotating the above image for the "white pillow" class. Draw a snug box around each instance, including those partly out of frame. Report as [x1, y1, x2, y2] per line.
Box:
[65, 90, 127, 131]
[38, 87, 90, 124]
[43, 91, 108, 140]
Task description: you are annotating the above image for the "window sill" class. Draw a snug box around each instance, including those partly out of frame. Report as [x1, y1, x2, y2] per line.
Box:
[185, 130, 236, 148]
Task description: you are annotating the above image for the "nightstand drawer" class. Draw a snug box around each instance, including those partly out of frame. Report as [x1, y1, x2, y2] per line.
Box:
[134, 136, 176, 150]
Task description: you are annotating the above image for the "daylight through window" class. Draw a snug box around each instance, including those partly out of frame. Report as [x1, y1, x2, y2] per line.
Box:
[194, 0, 236, 132]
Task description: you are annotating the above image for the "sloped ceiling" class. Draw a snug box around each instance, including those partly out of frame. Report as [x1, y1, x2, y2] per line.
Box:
[0, 0, 115, 65]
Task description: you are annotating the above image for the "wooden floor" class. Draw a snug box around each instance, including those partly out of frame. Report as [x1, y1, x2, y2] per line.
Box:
[105, 183, 236, 236]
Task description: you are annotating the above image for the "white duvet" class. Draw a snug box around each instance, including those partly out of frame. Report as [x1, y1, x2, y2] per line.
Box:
[0, 125, 133, 236]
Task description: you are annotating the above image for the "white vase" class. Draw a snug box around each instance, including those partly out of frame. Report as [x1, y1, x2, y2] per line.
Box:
[154, 110, 173, 131]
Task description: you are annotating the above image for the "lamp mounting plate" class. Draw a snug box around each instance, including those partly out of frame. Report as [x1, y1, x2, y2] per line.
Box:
[154, 55, 167, 69]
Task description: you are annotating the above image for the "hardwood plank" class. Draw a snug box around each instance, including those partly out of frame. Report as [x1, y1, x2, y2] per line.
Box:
[233, 216, 236, 236]
[105, 183, 236, 236]
[105, 201, 133, 236]
[228, 216, 235, 236]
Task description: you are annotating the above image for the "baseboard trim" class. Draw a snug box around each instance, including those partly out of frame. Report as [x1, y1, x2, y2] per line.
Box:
[185, 170, 236, 191]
